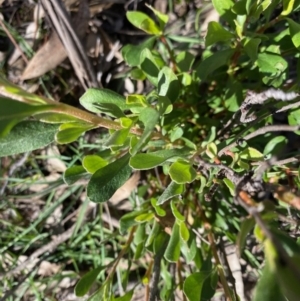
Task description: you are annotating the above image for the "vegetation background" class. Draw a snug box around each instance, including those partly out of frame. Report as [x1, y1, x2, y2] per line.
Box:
[1, 0, 300, 301]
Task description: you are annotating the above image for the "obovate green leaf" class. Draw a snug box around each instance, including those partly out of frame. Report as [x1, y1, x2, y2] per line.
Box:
[237, 217, 255, 256]
[242, 37, 261, 61]
[87, 153, 132, 203]
[256, 53, 288, 74]
[55, 122, 95, 144]
[158, 66, 180, 102]
[105, 128, 130, 148]
[0, 96, 54, 137]
[130, 107, 159, 156]
[79, 88, 128, 117]
[164, 223, 181, 262]
[126, 11, 161, 35]
[75, 266, 105, 297]
[183, 271, 212, 301]
[130, 148, 191, 170]
[82, 155, 108, 174]
[287, 18, 300, 49]
[240, 147, 264, 161]
[196, 49, 234, 80]
[169, 159, 197, 184]
[157, 181, 185, 205]
[263, 135, 287, 156]
[0, 120, 59, 157]
[122, 36, 156, 67]
[175, 51, 195, 72]
[120, 210, 147, 235]
[205, 21, 234, 46]
[63, 165, 90, 185]
[139, 48, 160, 86]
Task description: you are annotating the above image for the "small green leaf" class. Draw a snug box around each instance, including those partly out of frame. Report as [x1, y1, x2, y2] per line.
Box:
[157, 181, 185, 205]
[0, 120, 59, 157]
[205, 142, 218, 159]
[164, 223, 181, 262]
[170, 200, 185, 222]
[145, 4, 169, 30]
[151, 198, 166, 216]
[180, 222, 190, 242]
[126, 11, 161, 35]
[122, 36, 156, 67]
[157, 96, 173, 115]
[130, 107, 160, 156]
[79, 88, 128, 117]
[223, 178, 235, 196]
[82, 155, 108, 174]
[196, 49, 234, 80]
[240, 147, 264, 161]
[139, 48, 160, 86]
[130, 153, 167, 169]
[105, 128, 130, 148]
[175, 51, 195, 72]
[126, 94, 148, 107]
[119, 117, 133, 129]
[63, 165, 90, 185]
[120, 210, 145, 235]
[205, 21, 234, 46]
[158, 66, 180, 102]
[287, 18, 300, 49]
[75, 266, 105, 297]
[135, 212, 155, 223]
[56, 122, 94, 144]
[263, 136, 287, 155]
[256, 53, 288, 74]
[242, 37, 261, 61]
[170, 126, 183, 142]
[169, 159, 197, 184]
[237, 217, 255, 256]
[87, 153, 132, 203]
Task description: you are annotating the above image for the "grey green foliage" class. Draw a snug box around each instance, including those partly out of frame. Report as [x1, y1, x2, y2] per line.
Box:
[2, 1, 300, 300]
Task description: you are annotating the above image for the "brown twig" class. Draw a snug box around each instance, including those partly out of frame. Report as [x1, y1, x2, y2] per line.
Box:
[218, 125, 300, 156]
[0, 18, 29, 64]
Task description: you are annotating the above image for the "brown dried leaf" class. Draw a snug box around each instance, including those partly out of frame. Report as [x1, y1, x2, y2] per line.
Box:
[22, 0, 90, 80]
[21, 32, 67, 80]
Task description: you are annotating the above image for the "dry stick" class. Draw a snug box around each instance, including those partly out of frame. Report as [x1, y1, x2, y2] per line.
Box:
[0, 18, 29, 64]
[41, 0, 98, 89]
[149, 237, 169, 301]
[218, 125, 300, 156]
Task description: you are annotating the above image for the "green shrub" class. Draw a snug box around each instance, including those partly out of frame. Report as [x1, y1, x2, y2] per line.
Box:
[1, 1, 300, 300]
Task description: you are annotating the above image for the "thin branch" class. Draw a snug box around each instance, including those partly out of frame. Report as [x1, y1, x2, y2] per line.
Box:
[218, 125, 300, 156]
[149, 238, 168, 301]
